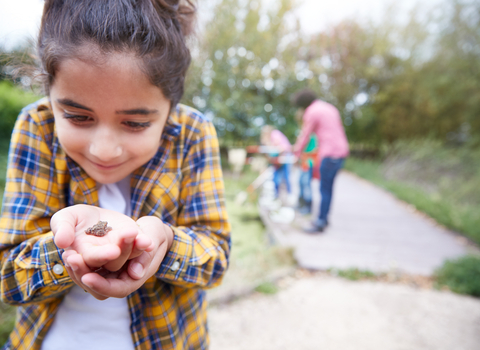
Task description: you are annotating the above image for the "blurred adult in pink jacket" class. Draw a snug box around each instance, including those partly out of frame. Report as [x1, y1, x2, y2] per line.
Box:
[293, 89, 349, 232]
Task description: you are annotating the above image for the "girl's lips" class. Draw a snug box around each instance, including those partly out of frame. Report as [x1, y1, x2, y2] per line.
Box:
[91, 160, 124, 170]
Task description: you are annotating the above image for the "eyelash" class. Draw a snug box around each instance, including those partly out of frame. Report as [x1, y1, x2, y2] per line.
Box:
[63, 113, 90, 123]
[124, 121, 151, 130]
[63, 113, 151, 131]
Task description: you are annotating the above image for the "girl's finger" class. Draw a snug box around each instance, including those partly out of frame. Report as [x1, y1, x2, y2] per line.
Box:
[64, 265, 83, 289]
[81, 244, 122, 268]
[66, 252, 94, 278]
[128, 241, 169, 281]
[127, 251, 151, 280]
[82, 271, 138, 299]
[64, 264, 107, 300]
[128, 233, 154, 260]
[102, 229, 138, 271]
[135, 233, 154, 251]
[61, 249, 76, 265]
[65, 253, 109, 300]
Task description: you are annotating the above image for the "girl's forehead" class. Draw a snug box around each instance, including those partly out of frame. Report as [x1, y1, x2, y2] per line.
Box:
[51, 52, 169, 112]
[67, 47, 143, 72]
[56, 53, 150, 89]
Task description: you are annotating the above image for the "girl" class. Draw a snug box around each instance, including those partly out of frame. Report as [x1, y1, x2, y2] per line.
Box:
[0, 1, 231, 350]
[260, 125, 293, 198]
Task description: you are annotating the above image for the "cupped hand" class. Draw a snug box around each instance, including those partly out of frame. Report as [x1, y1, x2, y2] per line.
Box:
[64, 216, 174, 299]
[51, 204, 153, 272]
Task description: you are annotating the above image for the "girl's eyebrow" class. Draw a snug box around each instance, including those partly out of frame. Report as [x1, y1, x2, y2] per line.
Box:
[57, 98, 93, 111]
[116, 108, 159, 115]
[56, 99, 158, 115]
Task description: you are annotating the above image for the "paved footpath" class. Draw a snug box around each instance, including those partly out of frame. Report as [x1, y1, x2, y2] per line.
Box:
[208, 170, 480, 350]
[209, 272, 480, 350]
[260, 170, 477, 276]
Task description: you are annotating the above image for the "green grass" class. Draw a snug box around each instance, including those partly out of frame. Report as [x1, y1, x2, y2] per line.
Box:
[0, 303, 15, 346]
[435, 255, 480, 297]
[219, 168, 294, 291]
[255, 281, 279, 294]
[332, 268, 377, 281]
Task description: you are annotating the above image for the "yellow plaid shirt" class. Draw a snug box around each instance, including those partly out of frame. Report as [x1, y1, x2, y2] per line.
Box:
[0, 98, 231, 350]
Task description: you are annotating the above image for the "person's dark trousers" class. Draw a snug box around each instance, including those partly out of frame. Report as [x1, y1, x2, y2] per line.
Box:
[318, 157, 345, 224]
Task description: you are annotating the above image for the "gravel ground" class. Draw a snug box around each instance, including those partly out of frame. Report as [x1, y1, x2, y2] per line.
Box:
[208, 272, 480, 350]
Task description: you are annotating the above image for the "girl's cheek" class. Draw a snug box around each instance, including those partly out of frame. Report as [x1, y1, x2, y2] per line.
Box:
[58, 128, 90, 153]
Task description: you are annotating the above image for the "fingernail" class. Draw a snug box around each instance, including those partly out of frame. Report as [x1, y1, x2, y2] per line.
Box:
[124, 237, 135, 244]
[131, 262, 144, 277]
[70, 263, 78, 272]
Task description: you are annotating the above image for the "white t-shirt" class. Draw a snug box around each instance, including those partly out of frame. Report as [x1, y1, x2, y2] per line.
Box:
[41, 176, 135, 350]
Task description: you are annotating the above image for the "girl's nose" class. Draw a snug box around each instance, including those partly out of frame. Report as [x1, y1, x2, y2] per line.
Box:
[89, 134, 122, 161]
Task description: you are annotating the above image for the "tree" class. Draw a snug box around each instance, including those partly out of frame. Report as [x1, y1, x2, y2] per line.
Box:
[183, 0, 312, 146]
[183, 0, 480, 148]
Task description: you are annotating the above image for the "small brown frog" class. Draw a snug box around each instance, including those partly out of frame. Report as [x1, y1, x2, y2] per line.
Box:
[85, 221, 112, 237]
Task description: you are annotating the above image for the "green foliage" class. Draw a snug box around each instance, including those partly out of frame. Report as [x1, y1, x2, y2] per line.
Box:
[0, 152, 8, 204]
[183, 0, 308, 146]
[305, 1, 480, 146]
[0, 81, 40, 141]
[183, 0, 480, 148]
[435, 255, 480, 297]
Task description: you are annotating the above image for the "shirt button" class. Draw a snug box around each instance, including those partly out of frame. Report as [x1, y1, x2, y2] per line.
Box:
[53, 264, 64, 275]
[171, 261, 180, 271]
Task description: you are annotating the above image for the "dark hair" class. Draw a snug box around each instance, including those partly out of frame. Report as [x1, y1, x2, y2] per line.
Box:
[291, 88, 317, 109]
[37, 0, 196, 107]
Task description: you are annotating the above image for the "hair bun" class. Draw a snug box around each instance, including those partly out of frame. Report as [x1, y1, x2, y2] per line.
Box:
[158, 0, 180, 13]
[156, 0, 196, 36]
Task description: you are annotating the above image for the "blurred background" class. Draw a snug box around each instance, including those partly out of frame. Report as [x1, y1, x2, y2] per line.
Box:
[1, 0, 480, 348]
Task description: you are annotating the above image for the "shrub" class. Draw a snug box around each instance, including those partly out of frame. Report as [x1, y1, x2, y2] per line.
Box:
[0, 81, 40, 144]
[435, 255, 480, 297]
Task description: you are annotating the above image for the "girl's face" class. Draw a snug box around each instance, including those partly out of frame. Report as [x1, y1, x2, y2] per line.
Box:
[50, 53, 171, 184]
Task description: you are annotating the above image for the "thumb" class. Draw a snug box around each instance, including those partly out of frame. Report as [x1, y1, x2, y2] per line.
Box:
[52, 220, 77, 248]
[51, 208, 78, 249]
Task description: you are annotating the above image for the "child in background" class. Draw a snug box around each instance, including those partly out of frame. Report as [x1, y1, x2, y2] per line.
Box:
[298, 134, 318, 214]
[0, 1, 230, 350]
[260, 125, 293, 198]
